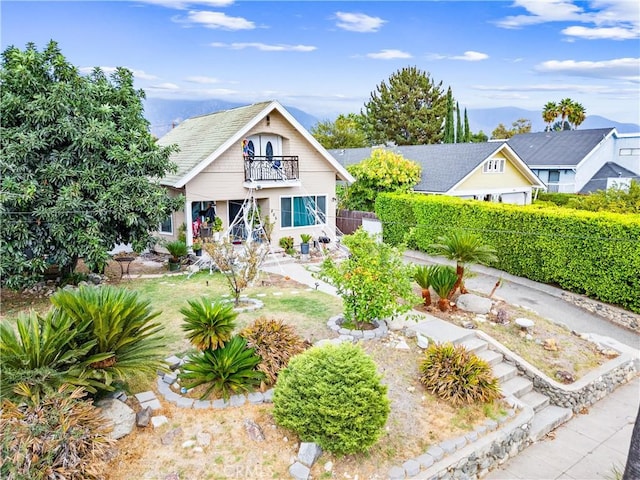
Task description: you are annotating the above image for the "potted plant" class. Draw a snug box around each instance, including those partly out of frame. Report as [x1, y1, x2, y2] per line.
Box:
[300, 233, 312, 255]
[165, 240, 187, 271]
[192, 240, 203, 257]
[211, 217, 223, 241]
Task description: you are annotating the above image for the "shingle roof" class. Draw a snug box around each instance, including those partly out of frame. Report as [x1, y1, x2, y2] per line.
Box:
[507, 128, 615, 168]
[157, 101, 272, 186]
[579, 162, 640, 194]
[330, 143, 510, 192]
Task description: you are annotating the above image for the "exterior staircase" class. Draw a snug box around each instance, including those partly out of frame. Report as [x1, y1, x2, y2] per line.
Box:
[410, 319, 574, 443]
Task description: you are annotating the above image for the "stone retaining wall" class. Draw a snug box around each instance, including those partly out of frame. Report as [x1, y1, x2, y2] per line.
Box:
[562, 292, 640, 333]
[475, 330, 638, 413]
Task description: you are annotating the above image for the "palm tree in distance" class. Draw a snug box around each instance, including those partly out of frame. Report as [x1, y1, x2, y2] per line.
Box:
[558, 98, 574, 131]
[542, 101, 558, 131]
[430, 231, 498, 298]
[568, 102, 586, 129]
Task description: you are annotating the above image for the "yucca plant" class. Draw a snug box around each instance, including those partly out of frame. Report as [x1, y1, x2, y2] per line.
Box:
[429, 265, 458, 311]
[180, 298, 237, 351]
[50, 286, 166, 394]
[179, 336, 265, 400]
[0, 386, 115, 480]
[240, 317, 309, 386]
[0, 310, 95, 404]
[413, 264, 439, 306]
[419, 342, 501, 406]
[430, 231, 497, 297]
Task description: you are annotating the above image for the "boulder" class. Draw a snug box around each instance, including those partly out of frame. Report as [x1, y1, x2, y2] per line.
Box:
[136, 406, 152, 427]
[297, 442, 322, 467]
[456, 294, 493, 314]
[96, 398, 136, 439]
[288, 462, 310, 480]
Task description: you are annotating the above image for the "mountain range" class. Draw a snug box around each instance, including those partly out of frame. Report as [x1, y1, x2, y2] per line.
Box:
[144, 98, 639, 139]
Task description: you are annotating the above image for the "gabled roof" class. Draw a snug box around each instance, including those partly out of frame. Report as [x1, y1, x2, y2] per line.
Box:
[507, 128, 616, 168]
[579, 162, 640, 194]
[329, 142, 544, 193]
[158, 100, 354, 188]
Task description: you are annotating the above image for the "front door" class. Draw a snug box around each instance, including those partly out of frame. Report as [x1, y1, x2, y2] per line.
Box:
[246, 134, 281, 157]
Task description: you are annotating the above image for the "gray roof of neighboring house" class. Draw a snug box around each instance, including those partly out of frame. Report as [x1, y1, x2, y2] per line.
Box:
[329, 143, 508, 192]
[507, 128, 615, 168]
[579, 162, 640, 194]
[157, 101, 272, 186]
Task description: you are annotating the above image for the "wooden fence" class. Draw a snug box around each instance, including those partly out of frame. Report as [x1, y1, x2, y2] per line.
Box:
[336, 209, 378, 235]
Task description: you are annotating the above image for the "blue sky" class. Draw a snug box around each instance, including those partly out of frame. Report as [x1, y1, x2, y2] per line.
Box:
[2, 0, 639, 124]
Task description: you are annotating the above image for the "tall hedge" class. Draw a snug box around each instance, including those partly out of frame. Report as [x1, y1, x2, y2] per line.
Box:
[376, 193, 640, 313]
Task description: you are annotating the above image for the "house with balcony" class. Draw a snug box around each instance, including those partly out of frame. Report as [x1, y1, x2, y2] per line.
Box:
[156, 101, 354, 248]
[507, 128, 640, 193]
[330, 142, 545, 205]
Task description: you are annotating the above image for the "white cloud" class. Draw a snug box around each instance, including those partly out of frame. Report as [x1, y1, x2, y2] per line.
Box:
[149, 82, 181, 90]
[175, 10, 254, 30]
[450, 51, 489, 61]
[562, 25, 637, 40]
[185, 75, 221, 84]
[210, 42, 316, 52]
[366, 49, 412, 60]
[496, 0, 639, 40]
[472, 83, 618, 93]
[535, 57, 640, 80]
[137, 0, 234, 9]
[335, 12, 386, 32]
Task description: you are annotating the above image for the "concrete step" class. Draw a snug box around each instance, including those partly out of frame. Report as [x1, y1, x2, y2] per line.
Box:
[492, 362, 518, 383]
[458, 337, 488, 354]
[529, 405, 573, 442]
[477, 349, 503, 366]
[519, 390, 550, 413]
[500, 375, 533, 398]
[409, 318, 476, 346]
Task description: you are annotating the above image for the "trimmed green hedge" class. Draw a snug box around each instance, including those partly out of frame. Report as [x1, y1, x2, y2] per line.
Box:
[376, 193, 640, 313]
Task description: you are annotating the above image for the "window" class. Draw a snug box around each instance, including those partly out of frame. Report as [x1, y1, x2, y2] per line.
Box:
[482, 158, 505, 173]
[548, 170, 560, 183]
[280, 195, 326, 228]
[159, 215, 173, 234]
[619, 148, 640, 156]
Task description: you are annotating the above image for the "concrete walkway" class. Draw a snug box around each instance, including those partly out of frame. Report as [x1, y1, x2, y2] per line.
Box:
[487, 376, 639, 480]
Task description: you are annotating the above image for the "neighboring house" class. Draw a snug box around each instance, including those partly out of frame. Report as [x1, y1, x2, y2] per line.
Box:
[330, 142, 545, 205]
[156, 101, 354, 248]
[507, 128, 640, 194]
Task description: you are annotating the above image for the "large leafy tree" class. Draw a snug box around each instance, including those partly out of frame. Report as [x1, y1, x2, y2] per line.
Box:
[491, 118, 532, 139]
[362, 66, 447, 145]
[310, 113, 369, 149]
[0, 41, 181, 288]
[342, 149, 421, 211]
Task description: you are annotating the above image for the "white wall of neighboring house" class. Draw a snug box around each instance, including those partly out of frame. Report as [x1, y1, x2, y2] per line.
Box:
[614, 134, 640, 175]
[532, 169, 576, 193]
[574, 133, 614, 192]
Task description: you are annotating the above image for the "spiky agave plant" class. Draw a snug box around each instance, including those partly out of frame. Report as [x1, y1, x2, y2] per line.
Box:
[240, 317, 308, 385]
[179, 336, 265, 400]
[49, 286, 165, 394]
[180, 298, 237, 351]
[419, 342, 501, 405]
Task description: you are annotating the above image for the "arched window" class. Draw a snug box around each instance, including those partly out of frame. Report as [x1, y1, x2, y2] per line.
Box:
[265, 141, 273, 161]
[247, 140, 255, 159]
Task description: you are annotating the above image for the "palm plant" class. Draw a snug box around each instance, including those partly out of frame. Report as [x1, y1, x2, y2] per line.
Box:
[542, 101, 558, 131]
[180, 298, 237, 351]
[413, 264, 439, 306]
[0, 310, 94, 403]
[568, 102, 586, 129]
[558, 98, 574, 130]
[165, 240, 187, 263]
[49, 286, 166, 394]
[179, 335, 265, 400]
[430, 230, 497, 297]
[429, 265, 458, 311]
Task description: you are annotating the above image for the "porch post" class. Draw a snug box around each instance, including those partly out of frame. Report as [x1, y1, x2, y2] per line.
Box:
[185, 198, 193, 247]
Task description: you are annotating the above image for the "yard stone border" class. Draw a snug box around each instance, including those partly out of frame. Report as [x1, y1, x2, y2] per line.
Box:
[326, 314, 388, 340]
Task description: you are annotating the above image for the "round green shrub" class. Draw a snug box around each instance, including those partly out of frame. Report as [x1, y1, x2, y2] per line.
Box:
[272, 342, 390, 455]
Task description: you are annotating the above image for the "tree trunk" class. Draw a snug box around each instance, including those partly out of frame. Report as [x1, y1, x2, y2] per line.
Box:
[421, 288, 431, 307]
[438, 298, 449, 312]
[624, 403, 640, 480]
[449, 264, 465, 298]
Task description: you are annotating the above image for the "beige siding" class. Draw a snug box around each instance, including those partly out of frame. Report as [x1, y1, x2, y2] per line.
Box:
[457, 152, 533, 190]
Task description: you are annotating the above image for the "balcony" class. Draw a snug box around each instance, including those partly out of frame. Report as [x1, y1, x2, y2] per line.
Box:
[546, 182, 575, 193]
[243, 156, 300, 189]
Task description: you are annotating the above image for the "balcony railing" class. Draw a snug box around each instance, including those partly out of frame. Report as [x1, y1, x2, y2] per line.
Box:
[546, 182, 574, 193]
[244, 156, 299, 182]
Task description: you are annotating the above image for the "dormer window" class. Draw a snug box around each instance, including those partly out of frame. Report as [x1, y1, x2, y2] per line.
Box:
[483, 158, 505, 173]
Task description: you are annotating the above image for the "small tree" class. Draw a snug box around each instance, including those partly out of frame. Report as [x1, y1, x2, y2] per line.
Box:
[310, 113, 369, 149]
[343, 149, 421, 211]
[204, 240, 268, 305]
[430, 231, 497, 297]
[319, 229, 418, 327]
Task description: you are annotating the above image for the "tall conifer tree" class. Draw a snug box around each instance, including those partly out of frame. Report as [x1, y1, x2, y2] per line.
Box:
[464, 108, 471, 142]
[455, 102, 462, 143]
